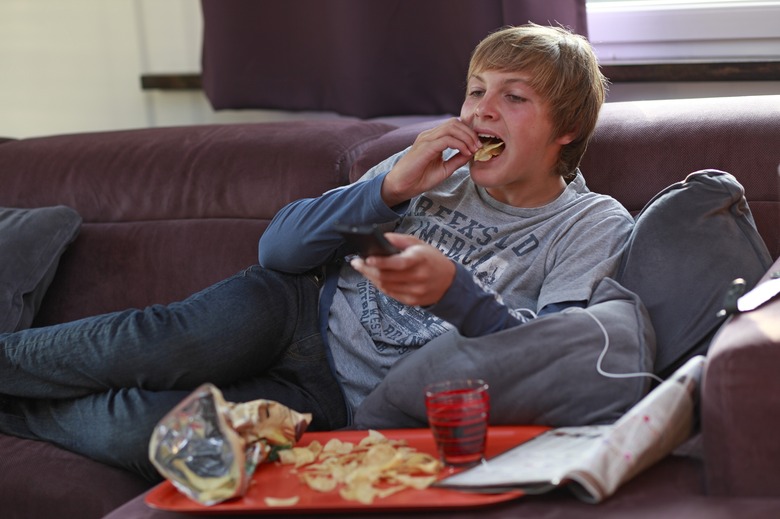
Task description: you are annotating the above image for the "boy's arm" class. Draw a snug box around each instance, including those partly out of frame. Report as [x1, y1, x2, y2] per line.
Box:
[425, 264, 585, 337]
[258, 173, 406, 274]
[425, 264, 527, 335]
[427, 211, 633, 337]
[264, 118, 478, 273]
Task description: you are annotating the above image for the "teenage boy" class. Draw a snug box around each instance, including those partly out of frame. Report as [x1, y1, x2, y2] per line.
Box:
[0, 24, 632, 481]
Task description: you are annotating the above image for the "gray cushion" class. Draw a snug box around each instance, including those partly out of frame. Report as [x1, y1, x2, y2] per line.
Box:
[615, 170, 773, 378]
[354, 277, 656, 429]
[0, 206, 82, 332]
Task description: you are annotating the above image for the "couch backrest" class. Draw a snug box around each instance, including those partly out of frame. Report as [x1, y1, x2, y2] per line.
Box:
[2, 95, 777, 327]
[350, 95, 780, 260]
[581, 95, 779, 261]
[0, 120, 395, 325]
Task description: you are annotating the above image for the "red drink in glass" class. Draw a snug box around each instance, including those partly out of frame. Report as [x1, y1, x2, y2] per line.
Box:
[425, 379, 490, 467]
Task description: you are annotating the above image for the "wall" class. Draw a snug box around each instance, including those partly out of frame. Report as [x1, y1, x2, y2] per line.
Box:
[0, 0, 352, 139]
[1, 0, 778, 139]
[2, 0, 149, 138]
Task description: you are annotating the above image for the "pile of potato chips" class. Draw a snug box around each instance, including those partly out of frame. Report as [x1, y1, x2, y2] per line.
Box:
[270, 430, 443, 505]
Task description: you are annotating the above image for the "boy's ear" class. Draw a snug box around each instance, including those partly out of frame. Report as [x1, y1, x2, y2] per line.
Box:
[556, 128, 578, 146]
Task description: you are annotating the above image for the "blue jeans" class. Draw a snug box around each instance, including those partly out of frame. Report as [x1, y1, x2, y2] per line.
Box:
[0, 266, 347, 481]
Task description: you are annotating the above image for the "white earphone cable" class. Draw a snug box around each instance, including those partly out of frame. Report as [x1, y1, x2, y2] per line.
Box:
[574, 307, 664, 385]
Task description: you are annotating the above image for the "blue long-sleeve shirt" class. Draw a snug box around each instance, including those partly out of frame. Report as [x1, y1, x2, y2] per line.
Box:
[258, 172, 529, 336]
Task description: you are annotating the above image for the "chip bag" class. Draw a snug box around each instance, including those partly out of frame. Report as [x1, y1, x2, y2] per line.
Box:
[148, 383, 312, 505]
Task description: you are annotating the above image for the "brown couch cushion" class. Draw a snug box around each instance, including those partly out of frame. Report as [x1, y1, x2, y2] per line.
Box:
[349, 120, 445, 182]
[0, 121, 395, 224]
[0, 433, 149, 518]
[0, 120, 395, 326]
[582, 95, 780, 259]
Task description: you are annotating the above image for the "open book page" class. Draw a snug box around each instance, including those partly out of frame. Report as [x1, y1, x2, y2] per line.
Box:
[435, 424, 611, 495]
[436, 355, 705, 503]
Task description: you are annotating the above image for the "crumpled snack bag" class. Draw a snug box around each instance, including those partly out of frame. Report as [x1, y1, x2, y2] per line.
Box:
[148, 383, 312, 505]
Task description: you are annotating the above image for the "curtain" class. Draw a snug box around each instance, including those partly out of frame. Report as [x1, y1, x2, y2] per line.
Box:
[200, 0, 588, 118]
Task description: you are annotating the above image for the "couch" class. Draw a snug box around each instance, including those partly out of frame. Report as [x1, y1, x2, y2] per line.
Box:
[0, 94, 778, 519]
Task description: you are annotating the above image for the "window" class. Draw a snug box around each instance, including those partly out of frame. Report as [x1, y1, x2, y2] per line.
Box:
[586, 0, 780, 63]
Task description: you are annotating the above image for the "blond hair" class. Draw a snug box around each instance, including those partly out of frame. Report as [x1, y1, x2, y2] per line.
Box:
[468, 24, 607, 178]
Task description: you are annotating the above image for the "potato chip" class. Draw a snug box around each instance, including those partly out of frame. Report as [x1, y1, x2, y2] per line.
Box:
[300, 473, 338, 493]
[473, 140, 505, 162]
[359, 429, 393, 447]
[362, 443, 401, 470]
[339, 479, 378, 505]
[376, 485, 406, 499]
[277, 429, 443, 505]
[391, 473, 438, 490]
[278, 440, 322, 468]
[399, 452, 441, 474]
[263, 496, 300, 507]
[322, 438, 354, 455]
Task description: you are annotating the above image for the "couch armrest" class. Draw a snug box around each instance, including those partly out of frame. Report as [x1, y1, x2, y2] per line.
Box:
[702, 257, 780, 496]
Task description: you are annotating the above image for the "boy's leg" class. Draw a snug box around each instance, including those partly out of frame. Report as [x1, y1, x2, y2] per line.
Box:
[7, 356, 346, 483]
[0, 265, 348, 481]
[0, 266, 303, 399]
[0, 389, 190, 482]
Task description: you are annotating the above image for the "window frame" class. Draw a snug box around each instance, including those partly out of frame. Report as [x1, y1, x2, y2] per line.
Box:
[586, 1, 780, 64]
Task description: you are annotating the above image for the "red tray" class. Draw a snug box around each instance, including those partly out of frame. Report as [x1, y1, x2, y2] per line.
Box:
[145, 425, 549, 514]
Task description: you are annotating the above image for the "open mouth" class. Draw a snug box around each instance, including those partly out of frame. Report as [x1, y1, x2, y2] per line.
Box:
[473, 134, 505, 162]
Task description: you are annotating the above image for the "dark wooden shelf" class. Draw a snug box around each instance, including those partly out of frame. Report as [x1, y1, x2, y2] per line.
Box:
[140, 61, 780, 92]
[601, 61, 780, 83]
[141, 74, 202, 90]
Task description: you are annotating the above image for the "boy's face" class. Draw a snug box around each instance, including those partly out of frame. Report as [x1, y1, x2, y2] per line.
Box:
[460, 69, 574, 208]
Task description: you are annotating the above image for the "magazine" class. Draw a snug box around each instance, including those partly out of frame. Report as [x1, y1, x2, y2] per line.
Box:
[435, 355, 705, 503]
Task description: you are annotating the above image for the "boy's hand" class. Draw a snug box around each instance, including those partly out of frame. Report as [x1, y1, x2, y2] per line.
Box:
[380, 118, 481, 207]
[350, 233, 456, 307]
